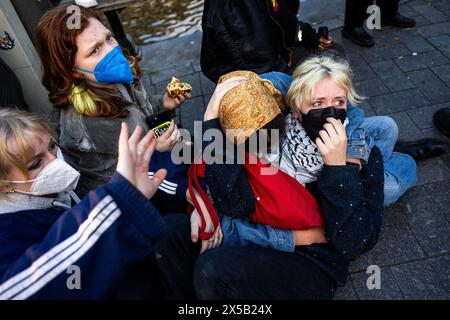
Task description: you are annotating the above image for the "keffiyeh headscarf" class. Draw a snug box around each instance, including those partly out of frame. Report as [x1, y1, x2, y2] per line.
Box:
[269, 112, 324, 185]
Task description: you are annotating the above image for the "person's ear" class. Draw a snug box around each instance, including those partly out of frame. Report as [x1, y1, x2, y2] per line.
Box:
[72, 69, 84, 80]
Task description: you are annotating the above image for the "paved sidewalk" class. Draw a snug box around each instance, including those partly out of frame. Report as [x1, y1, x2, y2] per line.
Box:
[139, 0, 450, 299]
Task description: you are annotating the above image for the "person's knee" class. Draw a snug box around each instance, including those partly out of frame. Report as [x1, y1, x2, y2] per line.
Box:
[380, 116, 399, 142]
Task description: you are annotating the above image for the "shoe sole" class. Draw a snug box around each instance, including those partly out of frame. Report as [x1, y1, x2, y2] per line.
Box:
[341, 29, 375, 47]
[381, 20, 416, 28]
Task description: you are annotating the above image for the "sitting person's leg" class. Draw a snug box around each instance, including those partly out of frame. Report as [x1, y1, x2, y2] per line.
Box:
[154, 214, 200, 299]
[360, 116, 417, 206]
[360, 116, 398, 162]
[384, 152, 417, 206]
[193, 246, 337, 300]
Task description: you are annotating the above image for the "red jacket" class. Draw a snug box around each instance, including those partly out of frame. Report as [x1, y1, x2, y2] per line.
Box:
[244, 152, 323, 230]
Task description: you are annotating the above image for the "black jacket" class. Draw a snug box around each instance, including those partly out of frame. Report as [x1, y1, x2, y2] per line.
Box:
[200, 0, 321, 83]
[201, 119, 384, 285]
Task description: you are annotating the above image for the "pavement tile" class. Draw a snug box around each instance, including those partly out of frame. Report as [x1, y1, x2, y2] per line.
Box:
[179, 96, 205, 134]
[415, 157, 450, 186]
[332, 279, 359, 300]
[349, 224, 425, 273]
[394, 50, 449, 72]
[421, 126, 450, 141]
[149, 64, 194, 84]
[355, 78, 390, 97]
[417, 21, 450, 38]
[360, 43, 411, 64]
[428, 35, 450, 59]
[383, 73, 417, 92]
[370, 60, 404, 79]
[408, 102, 450, 129]
[351, 267, 405, 300]
[394, 30, 435, 53]
[412, 4, 449, 23]
[371, 90, 429, 115]
[407, 69, 450, 104]
[386, 111, 425, 141]
[199, 73, 216, 96]
[423, 179, 450, 223]
[390, 256, 450, 299]
[431, 64, 450, 85]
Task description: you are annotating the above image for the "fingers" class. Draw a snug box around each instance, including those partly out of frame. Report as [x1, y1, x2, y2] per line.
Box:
[143, 131, 156, 167]
[190, 211, 200, 243]
[315, 136, 328, 154]
[118, 122, 129, 155]
[151, 168, 167, 188]
[323, 123, 340, 144]
[327, 117, 346, 137]
[318, 129, 332, 146]
[200, 238, 210, 255]
[159, 120, 175, 140]
[129, 125, 143, 156]
[170, 126, 181, 143]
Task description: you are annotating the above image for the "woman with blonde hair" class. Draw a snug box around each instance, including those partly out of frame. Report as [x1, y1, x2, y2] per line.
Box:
[280, 55, 417, 206]
[35, 5, 190, 213]
[0, 108, 170, 299]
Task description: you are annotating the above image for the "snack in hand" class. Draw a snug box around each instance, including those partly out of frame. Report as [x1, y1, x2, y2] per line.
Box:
[165, 77, 192, 99]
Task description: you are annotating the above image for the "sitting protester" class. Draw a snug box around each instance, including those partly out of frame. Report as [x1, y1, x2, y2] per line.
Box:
[154, 71, 385, 299]
[272, 56, 417, 206]
[0, 108, 170, 299]
[35, 5, 190, 214]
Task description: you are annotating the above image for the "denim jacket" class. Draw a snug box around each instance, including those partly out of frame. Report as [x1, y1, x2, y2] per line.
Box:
[59, 78, 164, 196]
[260, 72, 372, 162]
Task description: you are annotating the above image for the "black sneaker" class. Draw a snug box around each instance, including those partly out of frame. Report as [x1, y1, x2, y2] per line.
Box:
[433, 107, 450, 138]
[394, 138, 447, 161]
[382, 13, 416, 28]
[342, 26, 375, 47]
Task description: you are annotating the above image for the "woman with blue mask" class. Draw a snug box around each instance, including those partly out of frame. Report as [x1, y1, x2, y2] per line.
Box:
[0, 108, 170, 299]
[35, 5, 191, 214]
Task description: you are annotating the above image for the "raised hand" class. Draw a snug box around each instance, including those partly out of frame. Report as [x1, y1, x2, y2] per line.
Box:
[117, 122, 167, 199]
[315, 117, 347, 166]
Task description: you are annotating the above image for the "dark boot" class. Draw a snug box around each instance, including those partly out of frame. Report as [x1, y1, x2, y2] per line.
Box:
[433, 107, 450, 138]
[342, 26, 375, 47]
[394, 138, 448, 161]
[382, 13, 416, 28]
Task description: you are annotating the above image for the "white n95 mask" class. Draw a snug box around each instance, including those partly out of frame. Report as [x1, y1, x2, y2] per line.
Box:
[4, 153, 80, 196]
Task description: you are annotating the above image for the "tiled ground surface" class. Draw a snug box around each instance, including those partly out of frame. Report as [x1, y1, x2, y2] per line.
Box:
[138, 0, 450, 299]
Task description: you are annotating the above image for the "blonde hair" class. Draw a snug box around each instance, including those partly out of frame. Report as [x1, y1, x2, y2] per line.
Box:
[286, 56, 363, 112]
[0, 109, 56, 185]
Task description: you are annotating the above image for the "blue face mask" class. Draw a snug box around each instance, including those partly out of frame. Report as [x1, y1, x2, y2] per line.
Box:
[75, 45, 133, 84]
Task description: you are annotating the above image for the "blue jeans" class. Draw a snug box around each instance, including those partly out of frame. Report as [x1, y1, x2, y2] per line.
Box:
[220, 215, 295, 252]
[360, 116, 417, 206]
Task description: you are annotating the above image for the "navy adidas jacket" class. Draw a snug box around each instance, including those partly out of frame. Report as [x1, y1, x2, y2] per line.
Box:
[0, 173, 170, 300]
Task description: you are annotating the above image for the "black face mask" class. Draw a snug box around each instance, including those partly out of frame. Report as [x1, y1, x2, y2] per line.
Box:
[301, 106, 347, 141]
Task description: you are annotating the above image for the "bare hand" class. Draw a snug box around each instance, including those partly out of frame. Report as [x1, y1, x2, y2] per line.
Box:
[315, 117, 347, 166]
[318, 35, 334, 50]
[347, 157, 362, 170]
[155, 120, 181, 152]
[200, 224, 223, 254]
[117, 122, 167, 199]
[163, 92, 192, 110]
[293, 227, 327, 246]
[204, 77, 248, 120]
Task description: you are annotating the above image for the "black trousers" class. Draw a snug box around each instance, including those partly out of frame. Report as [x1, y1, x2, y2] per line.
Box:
[344, 0, 400, 29]
[154, 214, 337, 300]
